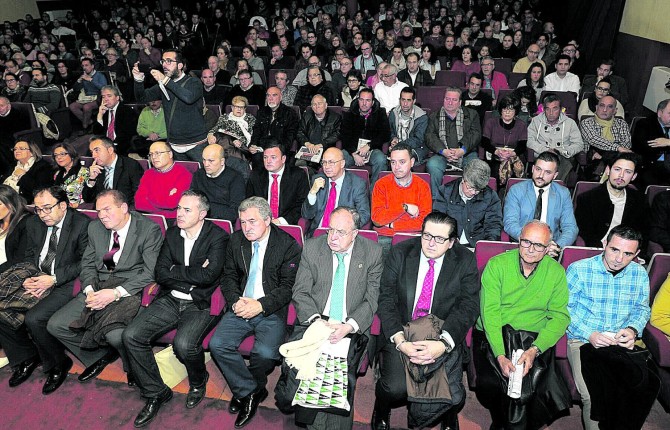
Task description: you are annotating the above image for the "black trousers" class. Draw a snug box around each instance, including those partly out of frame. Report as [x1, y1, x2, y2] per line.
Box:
[0, 285, 72, 372]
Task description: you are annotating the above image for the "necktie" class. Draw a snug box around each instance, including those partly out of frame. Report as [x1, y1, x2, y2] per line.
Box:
[104, 167, 114, 190]
[244, 242, 261, 298]
[270, 173, 279, 219]
[40, 226, 59, 275]
[533, 188, 544, 220]
[321, 181, 337, 227]
[413, 259, 435, 320]
[107, 110, 115, 140]
[103, 231, 120, 271]
[329, 253, 346, 322]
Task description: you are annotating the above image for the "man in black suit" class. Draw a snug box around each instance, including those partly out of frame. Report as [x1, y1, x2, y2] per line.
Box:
[246, 142, 309, 226]
[92, 85, 139, 156]
[632, 98, 670, 187]
[373, 211, 480, 430]
[47, 189, 163, 386]
[397, 53, 434, 88]
[123, 190, 229, 427]
[82, 136, 144, 206]
[575, 153, 648, 248]
[209, 197, 301, 428]
[0, 187, 89, 394]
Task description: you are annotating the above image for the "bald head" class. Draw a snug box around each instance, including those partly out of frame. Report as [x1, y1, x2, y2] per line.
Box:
[526, 44, 540, 61]
[321, 147, 345, 180]
[202, 144, 225, 176]
[520, 220, 551, 243]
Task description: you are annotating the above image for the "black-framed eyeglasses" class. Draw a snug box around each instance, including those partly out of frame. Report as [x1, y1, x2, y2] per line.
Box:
[53, 151, 70, 158]
[160, 58, 178, 64]
[519, 238, 548, 252]
[595, 86, 610, 92]
[421, 232, 449, 244]
[35, 202, 60, 214]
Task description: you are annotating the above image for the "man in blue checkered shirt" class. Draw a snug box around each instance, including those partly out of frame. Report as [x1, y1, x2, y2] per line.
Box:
[565, 225, 650, 430]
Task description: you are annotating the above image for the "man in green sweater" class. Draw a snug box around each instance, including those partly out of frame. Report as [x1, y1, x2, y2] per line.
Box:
[473, 220, 571, 429]
[133, 99, 167, 157]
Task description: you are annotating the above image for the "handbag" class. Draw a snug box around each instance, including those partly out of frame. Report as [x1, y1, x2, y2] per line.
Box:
[155, 345, 212, 388]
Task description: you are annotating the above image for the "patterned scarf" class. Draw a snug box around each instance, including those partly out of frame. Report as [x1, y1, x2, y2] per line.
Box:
[439, 107, 464, 148]
[594, 115, 615, 142]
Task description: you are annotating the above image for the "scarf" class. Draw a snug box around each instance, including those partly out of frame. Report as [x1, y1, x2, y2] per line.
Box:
[439, 108, 464, 148]
[594, 115, 615, 142]
[226, 112, 252, 143]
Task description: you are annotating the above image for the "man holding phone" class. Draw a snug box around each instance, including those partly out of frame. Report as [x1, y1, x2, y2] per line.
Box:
[133, 49, 207, 162]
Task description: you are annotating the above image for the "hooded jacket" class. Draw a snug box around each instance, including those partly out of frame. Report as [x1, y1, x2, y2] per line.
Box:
[389, 105, 429, 162]
[527, 111, 584, 158]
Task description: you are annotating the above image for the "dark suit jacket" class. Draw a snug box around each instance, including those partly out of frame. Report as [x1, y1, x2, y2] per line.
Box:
[82, 155, 144, 206]
[79, 212, 163, 296]
[155, 221, 229, 309]
[575, 184, 648, 248]
[23, 209, 89, 290]
[301, 171, 370, 237]
[221, 224, 301, 321]
[0, 215, 30, 273]
[246, 166, 309, 225]
[91, 104, 139, 156]
[17, 159, 54, 204]
[397, 69, 435, 88]
[378, 238, 480, 346]
[292, 235, 383, 333]
[632, 115, 668, 168]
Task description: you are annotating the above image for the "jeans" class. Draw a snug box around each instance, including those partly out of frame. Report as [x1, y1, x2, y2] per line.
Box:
[123, 295, 219, 398]
[171, 142, 206, 162]
[426, 151, 478, 197]
[209, 311, 285, 398]
[342, 149, 388, 187]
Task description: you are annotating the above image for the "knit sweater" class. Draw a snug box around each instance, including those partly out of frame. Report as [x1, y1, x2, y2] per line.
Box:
[476, 249, 570, 357]
[371, 173, 432, 237]
[24, 83, 62, 114]
[134, 163, 193, 218]
[136, 107, 168, 140]
[190, 167, 245, 222]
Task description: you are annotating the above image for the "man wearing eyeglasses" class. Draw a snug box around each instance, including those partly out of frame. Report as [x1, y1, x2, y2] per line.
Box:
[474, 220, 571, 429]
[292, 55, 333, 88]
[134, 141, 193, 220]
[354, 42, 382, 75]
[296, 94, 341, 162]
[133, 49, 207, 163]
[373, 63, 408, 113]
[224, 69, 266, 110]
[293, 66, 338, 110]
[512, 44, 546, 74]
[581, 60, 629, 108]
[503, 151, 578, 257]
[0, 186, 89, 394]
[302, 148, 370, 237]
[288, 206, 383, 429]
[374, 211, 479, 430]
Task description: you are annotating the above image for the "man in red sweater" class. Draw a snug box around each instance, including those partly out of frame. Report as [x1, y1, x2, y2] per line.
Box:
[371, 143, 432, 251]
[134, 141, 193, 219]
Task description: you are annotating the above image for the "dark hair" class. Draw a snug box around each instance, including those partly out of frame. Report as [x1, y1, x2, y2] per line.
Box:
[420, 43, 437, 65]
[606, 225, 643, 249]
[512, 86, 538, 115]
[162, 49, 184, 64]
[0, 185, 27, 237]
[524, 61, 545, 88]
[406, 52, 420, 62]
[421, 211, 458, 240]
[536, 151, 560, 167]
[345, 69, 363, 82]
[598, 76, 612, 86]
[540, 92, 560, 107]
[400, 86, 416, 99]
[52, 142, 80, 166]
[89, 135, 116, 151]
[263, 139, 286, 156]
[497, 95, 520, 116]
[469, 72, 483, 83]
[96, 189, 128, 206]
[389, 142, 415, 159]
[242, 44, 256, 55]
[81, 58, 94, 67]
[606, 152, 640, 171]
[358, 87, 375, 98]
[555, 54, 571, 63]
[34, 186, 68, 204]
[181, 189, 210, 212]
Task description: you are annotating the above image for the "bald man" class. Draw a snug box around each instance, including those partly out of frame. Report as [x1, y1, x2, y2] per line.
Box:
[134, 141, 193, 219]
[512, 44, 546, 73]
[190, 144, 245, 222]
[580, 95, 632, 169]
[474, 220, 571, 429]
[201, 69, 226, 105]
[301, 147, 370, 237]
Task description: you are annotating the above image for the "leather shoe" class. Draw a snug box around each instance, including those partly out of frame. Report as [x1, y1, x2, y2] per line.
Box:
[185, 371, 209, 409]
[127, 372, 137, 387]
[234, 387, 268, 428]
[133, 389, 173, 428]
[42, 356, 73, 395]
[228, 397, 242, 414]
[9, 357, 41, 387]
[78, 350, 119, 382]
[371, 409, 391, 430]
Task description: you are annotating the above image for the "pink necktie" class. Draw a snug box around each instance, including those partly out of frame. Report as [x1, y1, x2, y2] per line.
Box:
[321, 181, 337, 227]
[413, 259, 435, 320]
[270, 173, 279, 219]
[107, 110, 115, 140]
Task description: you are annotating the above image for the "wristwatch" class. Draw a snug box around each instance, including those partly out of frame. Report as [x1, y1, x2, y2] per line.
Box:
[439, 338, 453, 353]
[402, 203, 408, 212]
[626, 326, 639, 338]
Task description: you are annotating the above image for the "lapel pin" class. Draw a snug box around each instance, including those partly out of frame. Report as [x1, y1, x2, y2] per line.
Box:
[358, 263, 363, 268]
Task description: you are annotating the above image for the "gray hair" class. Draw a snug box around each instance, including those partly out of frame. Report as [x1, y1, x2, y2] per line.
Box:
[462, 159, 490, 191]
[100, 85, 121, 97]
[657, 99, 670, 112]
[331, 206, 361, 229]
[384, 63, 398, 75]
[181, 189, 210, 213]
[239, 196, 272, 220]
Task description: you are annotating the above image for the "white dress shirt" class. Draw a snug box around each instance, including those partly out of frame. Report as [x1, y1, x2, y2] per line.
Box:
[171, 222, 205, 300]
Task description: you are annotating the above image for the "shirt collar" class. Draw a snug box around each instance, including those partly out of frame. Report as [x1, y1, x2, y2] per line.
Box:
[180, 220, 204, 241]
[269, 166, 285, 180]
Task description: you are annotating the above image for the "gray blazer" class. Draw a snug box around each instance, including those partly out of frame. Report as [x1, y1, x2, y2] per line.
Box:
[301, 171, 371, 237]
[291, 235, 383, 333]
[79, 212, 163, 295]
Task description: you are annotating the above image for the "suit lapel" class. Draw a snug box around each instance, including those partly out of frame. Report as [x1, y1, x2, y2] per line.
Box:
[116, 215, 138, 269]
[260, 172, 270, 200]
[432, 250, 456, 308]
[113, 156, 124, 188]
[54, 210, 73, 266]
[345, 238, 364, 311]
[404, 246, 421, 319]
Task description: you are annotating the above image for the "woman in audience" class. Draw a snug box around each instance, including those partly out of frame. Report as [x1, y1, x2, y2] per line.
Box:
[340, 70, 365, 108]
[328, 48, 347, 73]
[419, 43, 441, 79]
[2, 140, 53, 205]
[52, 60, 77, 92]
[512, 86, 539, 124]
[577, 77, 625, 121]
[207, 95, 256, 161]
[482, 95, 528, 186]
[56, 42, 75, 61]
[366, 61, 388, 88]
[229, 59, 264, 86]
[517, 61, 546, 101]
[456, 27, 472, 47]
[216, 45, 232, 73]
[52, 142, 89, 207]
[451, 46, 480, 82]
[0, 185, 30, 273]
[513, 29, 525, 52]
[478, 45, 491, 61]
[651, 274, 670, 337]
[241, 44, 265, 76]
[389, 43, 406, 71]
